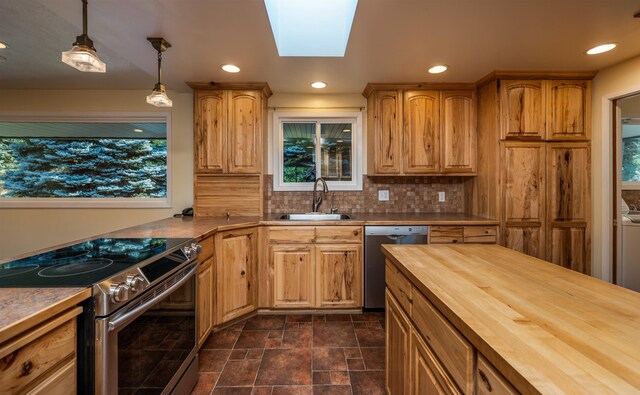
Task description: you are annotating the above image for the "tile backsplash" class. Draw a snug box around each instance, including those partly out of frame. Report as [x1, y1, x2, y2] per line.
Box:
[622, 190, 640, 210]
[264, 175, 465, 214]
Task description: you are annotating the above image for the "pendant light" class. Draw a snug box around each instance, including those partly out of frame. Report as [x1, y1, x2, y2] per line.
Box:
[61, 0, 106, 73]
[146, 37, 172, 107]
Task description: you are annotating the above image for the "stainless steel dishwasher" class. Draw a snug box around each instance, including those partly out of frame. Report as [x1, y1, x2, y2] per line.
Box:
[364, 226, 428, 310]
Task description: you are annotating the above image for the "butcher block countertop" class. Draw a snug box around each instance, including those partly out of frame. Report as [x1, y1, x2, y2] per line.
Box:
[382, 244, 640, 395]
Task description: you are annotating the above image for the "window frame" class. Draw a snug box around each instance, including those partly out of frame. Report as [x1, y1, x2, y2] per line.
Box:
[272, 110, 363, 191]
[0, 111, 172, 208]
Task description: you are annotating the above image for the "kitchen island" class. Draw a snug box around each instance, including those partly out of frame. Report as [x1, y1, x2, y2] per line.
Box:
[382, 244, 640, 394]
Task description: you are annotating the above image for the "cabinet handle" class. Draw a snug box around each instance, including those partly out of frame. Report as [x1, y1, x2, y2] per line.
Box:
[248, 234, 252, 239]
[478, 370, 492, 392]
[241, 270, 246, 276]
[0, 352, 17, 371]
[452, 239, 459, 243]
[19, 361, 33, 377]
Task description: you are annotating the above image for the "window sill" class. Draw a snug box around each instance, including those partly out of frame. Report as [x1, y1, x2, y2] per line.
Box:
[0, 198, 171, 208]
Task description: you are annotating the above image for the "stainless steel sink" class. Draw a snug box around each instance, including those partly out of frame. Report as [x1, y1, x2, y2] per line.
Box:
[279, 213, 351, 221]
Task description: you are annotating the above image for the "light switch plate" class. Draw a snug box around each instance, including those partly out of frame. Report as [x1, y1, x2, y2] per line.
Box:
[378, 190, 390, 201]
[438, 191, 446, 202]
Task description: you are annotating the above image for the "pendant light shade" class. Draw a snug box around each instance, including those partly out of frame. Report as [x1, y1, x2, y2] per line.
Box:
[146, 37, 172, 108]
[61, 0, 106, 73]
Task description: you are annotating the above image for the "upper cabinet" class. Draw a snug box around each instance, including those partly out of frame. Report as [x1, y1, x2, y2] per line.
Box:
[499, 79, 591, 141]
[195, 91, 226, 172]
[365, 85, 477, 176]
[228, 90, 263, 174]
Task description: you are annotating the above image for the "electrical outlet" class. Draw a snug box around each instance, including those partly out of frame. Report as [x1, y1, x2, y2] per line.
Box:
[438, 191, 446, 202]
[378, 190, 390, 201]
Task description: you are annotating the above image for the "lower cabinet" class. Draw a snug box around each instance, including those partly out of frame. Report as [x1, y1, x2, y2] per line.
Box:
[476, 355, 518, 395]
[429, 226, 498, 244]
[315, 245, 361, 308]
[411, 330, 461, 395]
[271, 245, 315, 308]
[385, 289, 410, 395]
[197, 256, 213, 346]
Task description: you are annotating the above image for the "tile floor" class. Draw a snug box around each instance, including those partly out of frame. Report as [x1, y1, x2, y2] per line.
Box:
[191, 312, 386, 395]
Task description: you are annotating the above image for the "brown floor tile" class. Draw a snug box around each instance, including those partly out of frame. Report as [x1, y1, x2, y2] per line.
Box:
[350, 312, 385, 322]
[311, 385, 351, 395]
[235, 331, 270, 349]
[200, 349, 231, 372]
[269, 330, 284, 338]
[354, 328, 385, 347]
[203, 330, 241, 349]
[324, 314, 352, 322]
[256, 349, 312, 385]
[353, 321, 382, 330]
[313, 323, 358, 348]
[192, 372, 219, 395]
[330, 371, 350, 385]
[230, 349, 248, 360]
[312, 348, 346, 371]
[312, 315, 326, 323]
[312, 371, 331, 385]
[246, 349, 265, 359]
[287, 314, 312, 323]
[343, 347, 361, 359]
[282, 329, 312, 349]
[227, 322, 247, 332]
[349, 371, 385, 395]
[285, 322, 300, 330]
[245, 316, 286, 330]
[251, 387, 272, 395]
[360, 348, 385, 370]
[272, 386, 312, 395]
[266, 338, 283, 348]
[346, 358, 365, 371]
[213, 388, 253, 395]
[299, 322, 313, 330]
[217, 359, 261, 387]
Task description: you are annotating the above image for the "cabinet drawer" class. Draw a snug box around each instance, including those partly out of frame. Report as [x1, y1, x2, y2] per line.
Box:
[411, 289, 473, 394]
[411, 330, 461, 395]
[28, 358, 76, 395]
[463, 226, 498, 244]
[476, 355, 518, 395]
[315, 226, 362, 244]
[268, 227, 316, 244]
[430, 226, 464, 244]
[199, 235, 215, 261]
[0, 317, 76, 394]
[385, 260, 412, 313]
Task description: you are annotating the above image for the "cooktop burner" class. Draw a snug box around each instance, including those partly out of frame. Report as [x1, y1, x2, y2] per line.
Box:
[0, 238, 192, 287]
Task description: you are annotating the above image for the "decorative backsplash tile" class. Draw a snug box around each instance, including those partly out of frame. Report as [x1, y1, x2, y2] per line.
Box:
[622, 190, 640, 210]
[264, 175, 465, 214]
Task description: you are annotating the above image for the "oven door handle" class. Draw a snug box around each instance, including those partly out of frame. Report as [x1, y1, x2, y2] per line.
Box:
[107, 263, 198, 332]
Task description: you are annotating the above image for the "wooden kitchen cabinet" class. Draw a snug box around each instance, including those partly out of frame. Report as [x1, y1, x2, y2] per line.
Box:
[429, 225, 497, 244]
[369, 90, 403, 174]
[386, 289, 411, 395]
[403, 90, 440, 174]
[501, 142, 545, 259]
[411, 330, 461, 395]
[197, 256, 213, 346]
[545, 80, 591, 141]
[315, 245, 362, 308]
[271, 245, 315, 308]
[500, 80, 545, 140]
[476, 355, 518, 395]
[194, 90, 226, 173]
[440, 91, 476, 174]
[215, 227, 258, 324]
[227, 90, 263, 174]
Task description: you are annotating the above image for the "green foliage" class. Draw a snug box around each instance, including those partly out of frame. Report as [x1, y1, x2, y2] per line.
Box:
[623, 138, 640, 182]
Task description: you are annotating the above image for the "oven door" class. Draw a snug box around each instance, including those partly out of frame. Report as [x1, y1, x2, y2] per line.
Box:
[95, 261, 198, 395]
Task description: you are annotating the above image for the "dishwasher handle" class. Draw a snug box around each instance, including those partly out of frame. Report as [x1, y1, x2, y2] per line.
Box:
[385, 235, 407, 241]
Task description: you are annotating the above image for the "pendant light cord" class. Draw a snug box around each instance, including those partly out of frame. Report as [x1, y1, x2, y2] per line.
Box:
[157, 51, 162, 85]
[82, 0, 88, 36]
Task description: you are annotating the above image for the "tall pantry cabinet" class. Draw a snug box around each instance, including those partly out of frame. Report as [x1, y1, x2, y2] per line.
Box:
[470, 73, 594, 274]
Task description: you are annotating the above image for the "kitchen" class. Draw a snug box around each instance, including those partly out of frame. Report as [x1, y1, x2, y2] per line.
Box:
[1, 0, 640, 394]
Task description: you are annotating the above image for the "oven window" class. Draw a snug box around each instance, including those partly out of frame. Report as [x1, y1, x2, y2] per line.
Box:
[116, 276, 196, 393]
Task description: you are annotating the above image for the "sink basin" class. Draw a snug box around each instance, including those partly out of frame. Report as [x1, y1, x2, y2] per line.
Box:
[279, 213, 351, 221]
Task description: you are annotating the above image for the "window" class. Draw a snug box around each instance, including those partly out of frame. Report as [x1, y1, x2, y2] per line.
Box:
[0, 113, 171, 207]
[622, 124, 640, 190]
[273, 111, 362, 191]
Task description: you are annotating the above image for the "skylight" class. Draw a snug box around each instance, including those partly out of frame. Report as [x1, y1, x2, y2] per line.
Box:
[264, 0, 358, 57]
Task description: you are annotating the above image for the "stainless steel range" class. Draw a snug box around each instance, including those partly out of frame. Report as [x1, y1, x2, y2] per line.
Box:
[0, 237, 202, 394]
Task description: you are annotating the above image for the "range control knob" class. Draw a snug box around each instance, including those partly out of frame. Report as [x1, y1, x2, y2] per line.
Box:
[183, 243, 203, 259]
[109, 283, 129, 303]
[126, 274, 145, 293]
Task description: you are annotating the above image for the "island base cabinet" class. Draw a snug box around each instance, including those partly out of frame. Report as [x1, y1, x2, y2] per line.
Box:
[476, 355, 519, 395]
[386, 289, 410, 395]
[411, 331, 461, 395]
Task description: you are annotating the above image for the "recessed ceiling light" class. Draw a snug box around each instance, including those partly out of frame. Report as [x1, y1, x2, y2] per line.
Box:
[133, 128, 144, 133]
[0, 42, 8, 49]
[221, 64, 240, 73]
[311, 81, 327, 89]
[343, 129, 351, 132]
[428, 65, 448, 74]
[586, 43, 617, 55]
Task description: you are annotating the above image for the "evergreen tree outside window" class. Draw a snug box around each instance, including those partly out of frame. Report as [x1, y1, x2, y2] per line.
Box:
[0, 116, 170, 207]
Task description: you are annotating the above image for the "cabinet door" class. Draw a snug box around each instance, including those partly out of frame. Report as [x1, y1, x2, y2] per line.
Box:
[502, 142, 545, 259]
[440, 91, 476, 174]
[271, 245, 315, 308]
[500, 80, 545, 139]
[476, 355, 518, 395]
[216, 228, 257, 323]
[411, 331, 461, 395]
[373, 90, 403, 174]
[197, 258, 213, 346]
[404, 90, 439, 174]
[194, 90, 226, 173]
[546, 80, 591, 141]
[228, 90, 262, 174]
[546, 143, 591, 273]
[315, 245, 362, 308]
[386, 289, 410, 395]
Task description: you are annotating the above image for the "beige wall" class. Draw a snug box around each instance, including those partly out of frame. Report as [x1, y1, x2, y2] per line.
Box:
[0, 89, 193, 260]
[591, 55, 640, 280]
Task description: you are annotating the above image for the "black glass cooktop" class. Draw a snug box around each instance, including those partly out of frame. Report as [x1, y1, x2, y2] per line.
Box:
[0, 238, 191, 287]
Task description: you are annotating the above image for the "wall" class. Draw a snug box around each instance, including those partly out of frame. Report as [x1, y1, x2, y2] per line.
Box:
[0, 89, 193, 260]
[591, 55, 640, 280]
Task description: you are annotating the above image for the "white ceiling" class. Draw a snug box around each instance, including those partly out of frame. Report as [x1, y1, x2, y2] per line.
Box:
[1, 0, 640, 94]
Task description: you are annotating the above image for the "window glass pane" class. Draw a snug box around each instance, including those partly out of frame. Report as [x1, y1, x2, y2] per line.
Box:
[283, 122, 316, 183]
[0, 122, 167, 198]
[623, 136, 640, 182]
[320, 123, 352, 181]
